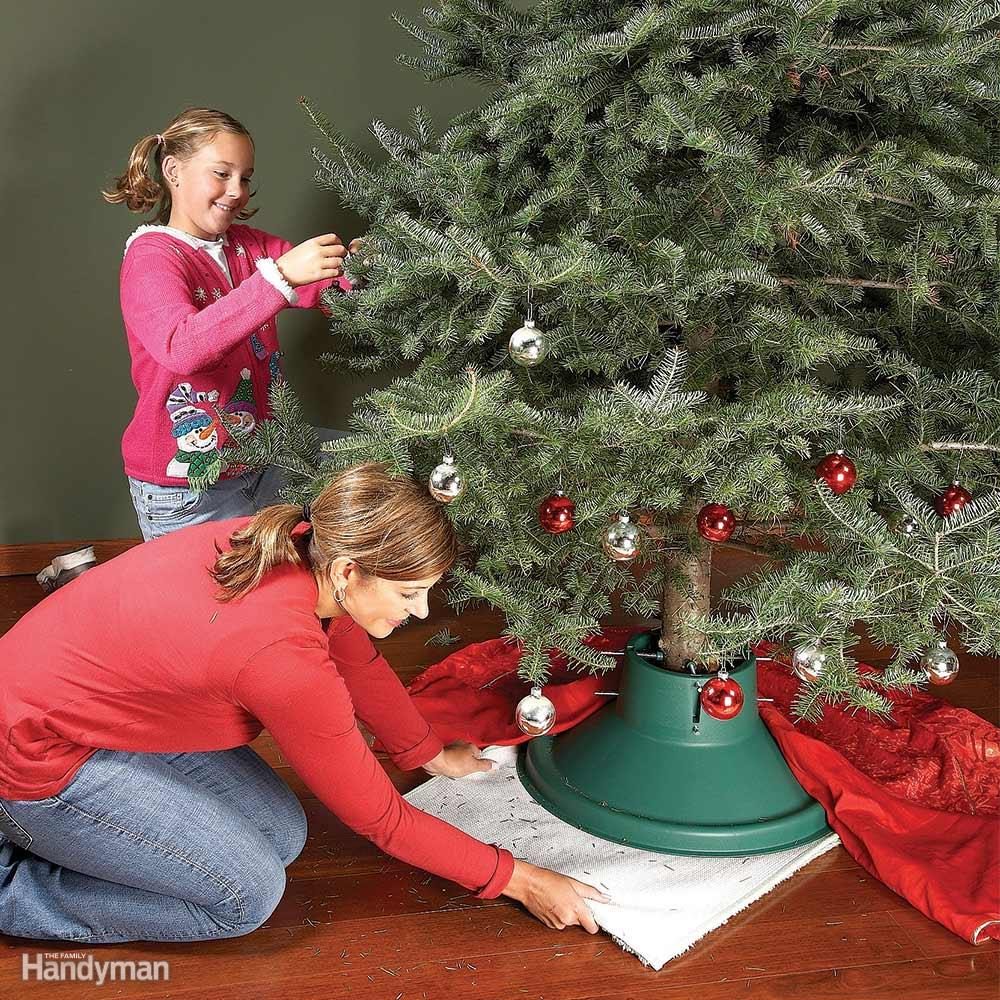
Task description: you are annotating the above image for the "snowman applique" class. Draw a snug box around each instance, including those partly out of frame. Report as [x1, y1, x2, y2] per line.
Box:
[165, 383, 223, 489]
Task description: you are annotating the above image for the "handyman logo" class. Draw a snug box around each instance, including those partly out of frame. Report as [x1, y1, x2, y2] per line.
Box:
[22, 952, 170, 985]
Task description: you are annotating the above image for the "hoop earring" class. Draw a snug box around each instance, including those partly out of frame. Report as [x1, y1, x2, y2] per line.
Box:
[334, 586, 346, 604]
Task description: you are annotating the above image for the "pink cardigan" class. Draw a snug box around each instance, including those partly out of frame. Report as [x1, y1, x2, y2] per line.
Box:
[119, 223, 343, 488]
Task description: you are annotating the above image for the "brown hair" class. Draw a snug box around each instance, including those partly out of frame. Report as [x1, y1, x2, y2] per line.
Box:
[101, 107, 259, 224]
[211, 463, 459, 602]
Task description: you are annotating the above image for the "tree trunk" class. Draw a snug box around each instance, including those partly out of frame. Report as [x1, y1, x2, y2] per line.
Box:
[658, 322, 716, 668]
[659, 521, 712, 669]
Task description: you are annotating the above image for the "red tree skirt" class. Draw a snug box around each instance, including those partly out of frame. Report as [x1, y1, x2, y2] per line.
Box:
[394, 629, 1000, 945]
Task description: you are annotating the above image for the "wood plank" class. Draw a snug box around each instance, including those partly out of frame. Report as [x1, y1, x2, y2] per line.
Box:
[889, 906, 1000, 960]
[0, 576, 45, 635]
[272, 849, 907, 929]
[0, 907, 926, 1000]
[275, 833, 945, 938]
[581, 953, 1000, 1000]
[287, 797, 433, 878]
[248, 733, 429, 797]
[726, 862, 916, 926]
[0, 540, 140, 578]
[269, 868, 508, 927]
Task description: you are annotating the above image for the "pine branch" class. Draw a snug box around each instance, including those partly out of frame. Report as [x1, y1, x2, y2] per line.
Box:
[777, 276, 920, 291]
[921, 441, 1000, 454]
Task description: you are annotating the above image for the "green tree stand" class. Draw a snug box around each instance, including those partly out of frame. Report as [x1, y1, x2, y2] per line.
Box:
[518, 630, 831, 855]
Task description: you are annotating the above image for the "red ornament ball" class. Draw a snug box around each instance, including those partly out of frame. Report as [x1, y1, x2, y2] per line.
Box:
[538, 491, 575, 534]
[936, 482, 972, 518]
[696, 503, 736, 543]
[816, 451, 857, 494]
[700, 675, 744, 721]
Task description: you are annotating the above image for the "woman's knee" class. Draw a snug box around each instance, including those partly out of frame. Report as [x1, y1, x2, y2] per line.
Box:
[228, 747, 308, 866]
[279, 795, 308, 867]
[260, 779, 307, 867]
[212, 851, 287, 937]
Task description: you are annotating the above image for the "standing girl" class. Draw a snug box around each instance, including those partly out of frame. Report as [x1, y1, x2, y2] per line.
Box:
[103, 107, 357, 540]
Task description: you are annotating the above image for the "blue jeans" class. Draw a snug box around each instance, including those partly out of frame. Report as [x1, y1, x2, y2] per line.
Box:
[0, 746, 307, 943]
[127, 428, 345, 541]
[128, 465, 287, 541]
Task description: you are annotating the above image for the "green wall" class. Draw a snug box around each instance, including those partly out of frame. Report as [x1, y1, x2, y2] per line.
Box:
[1, 1, 482, 544]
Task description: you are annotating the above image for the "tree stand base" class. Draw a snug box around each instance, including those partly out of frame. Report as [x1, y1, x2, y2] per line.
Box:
[517, 630, 831, 855]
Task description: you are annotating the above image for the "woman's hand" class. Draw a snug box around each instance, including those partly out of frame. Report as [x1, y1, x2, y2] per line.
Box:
[275, 234, 347, 287]
[501, 860, 610, 934]
[421, 741, 495, 778]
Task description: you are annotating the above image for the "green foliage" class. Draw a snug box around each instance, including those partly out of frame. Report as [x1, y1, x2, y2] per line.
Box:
[282, 0, 1000, 712]
[216, 380, 322, 501]
[426, 627, 463, 646]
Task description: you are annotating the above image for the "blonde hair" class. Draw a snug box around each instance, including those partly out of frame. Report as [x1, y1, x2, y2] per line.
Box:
[211, 463, 459, 602]
[101, 107, 259, 224]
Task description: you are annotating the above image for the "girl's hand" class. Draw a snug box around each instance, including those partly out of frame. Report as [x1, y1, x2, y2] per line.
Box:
[275, 234, 347, 287]
[421, 741, 495, 778]
[501, 860, 610, 934]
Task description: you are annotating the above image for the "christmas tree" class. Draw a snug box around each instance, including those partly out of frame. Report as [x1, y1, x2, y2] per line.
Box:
[232, 0, 1000, 722]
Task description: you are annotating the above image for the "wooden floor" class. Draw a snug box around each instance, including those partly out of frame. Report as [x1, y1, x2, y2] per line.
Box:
[0, 552, 997, 999]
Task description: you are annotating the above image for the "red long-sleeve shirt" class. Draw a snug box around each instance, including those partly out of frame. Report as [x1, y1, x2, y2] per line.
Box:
[0, 518, 513, 898]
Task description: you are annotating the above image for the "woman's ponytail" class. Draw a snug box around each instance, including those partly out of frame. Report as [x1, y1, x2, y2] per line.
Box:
[211, 504, 307, 602]
[101, 133, 170, 220]
[209, 464, 459, 603]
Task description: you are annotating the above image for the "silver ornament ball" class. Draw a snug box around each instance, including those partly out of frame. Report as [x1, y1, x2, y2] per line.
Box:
[508, 319, 548, 367]
[920, 640, 960, 686]
[792, 643, 829, 683]
[896, 514, 920, 537]
[515, 685, 556, 737]
[602, 513, 642, 561]
[428, 454, 465, 504]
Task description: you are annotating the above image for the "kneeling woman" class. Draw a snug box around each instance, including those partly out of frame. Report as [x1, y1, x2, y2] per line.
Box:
[0, 464, 607, 943]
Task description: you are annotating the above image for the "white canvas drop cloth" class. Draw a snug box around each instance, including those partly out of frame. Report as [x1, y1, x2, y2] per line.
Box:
[405, 744, 841, 970]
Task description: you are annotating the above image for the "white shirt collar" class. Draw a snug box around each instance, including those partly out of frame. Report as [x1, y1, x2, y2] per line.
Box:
[124, 224, 230, 255]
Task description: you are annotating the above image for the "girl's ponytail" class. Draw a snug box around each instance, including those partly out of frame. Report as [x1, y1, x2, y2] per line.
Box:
[101, 133, 168, 219]
[211, 503, 306, 602]
[102, 108, 257, 224]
